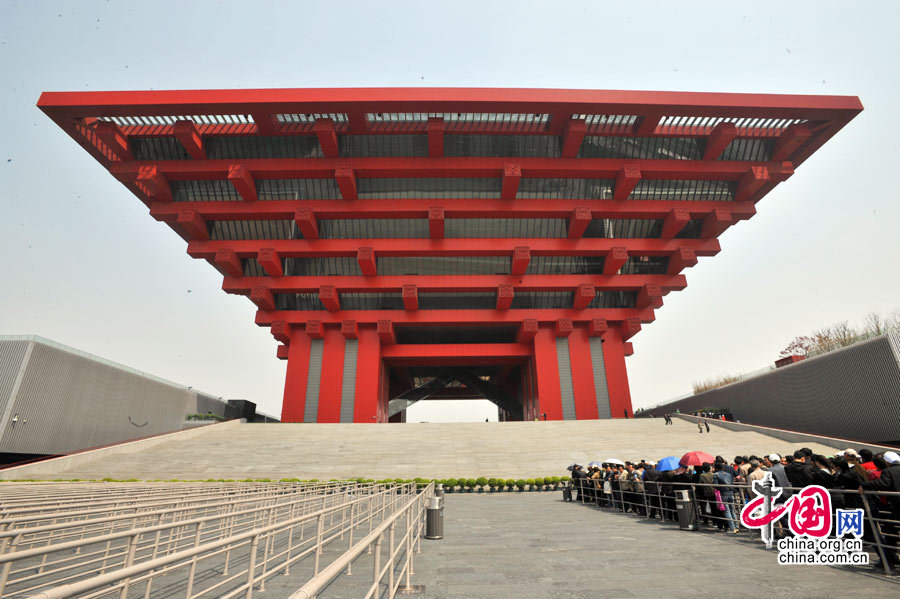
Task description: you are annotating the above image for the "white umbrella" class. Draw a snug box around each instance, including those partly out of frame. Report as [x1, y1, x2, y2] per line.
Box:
[604, 458, 625, 466]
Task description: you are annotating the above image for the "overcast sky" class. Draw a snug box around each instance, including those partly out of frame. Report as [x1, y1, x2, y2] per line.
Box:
[1, 1, 897, 422]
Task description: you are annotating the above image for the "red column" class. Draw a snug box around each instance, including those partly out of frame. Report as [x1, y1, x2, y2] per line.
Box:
[568, 325, 599, 419]
[602, 325, 634, 418]
[316, 327, 346, 423]
[532, 325, 563, 420]
[281, 328, 312, 422]
[353, 326, 383, 422]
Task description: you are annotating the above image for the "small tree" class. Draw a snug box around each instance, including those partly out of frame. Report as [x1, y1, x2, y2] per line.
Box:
[515, 479, 526, 490]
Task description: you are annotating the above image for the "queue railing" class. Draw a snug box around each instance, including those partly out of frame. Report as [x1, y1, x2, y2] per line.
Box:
[0, 481, 428, 598]
[568, 476, 898, 575]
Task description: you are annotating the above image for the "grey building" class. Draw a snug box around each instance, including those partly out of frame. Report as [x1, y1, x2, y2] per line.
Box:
[643, 331, 900, 445]
[0, 335, 274, 462]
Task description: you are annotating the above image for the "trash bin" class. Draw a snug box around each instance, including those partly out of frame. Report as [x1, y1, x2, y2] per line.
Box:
[561, 482, 572, 502]
[675, 490, 696, 530]
[425, 496, 444, 539]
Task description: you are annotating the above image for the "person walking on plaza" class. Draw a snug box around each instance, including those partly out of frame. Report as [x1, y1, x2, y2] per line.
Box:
[704, 420, 710, 433]
[698, 420, 703, 434]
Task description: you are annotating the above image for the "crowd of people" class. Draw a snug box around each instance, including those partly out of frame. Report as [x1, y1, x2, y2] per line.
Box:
[566, 447, 900, 566]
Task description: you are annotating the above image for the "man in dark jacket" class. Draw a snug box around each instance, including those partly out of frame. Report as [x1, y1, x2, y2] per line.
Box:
[786, 450, 816, 489]
[571, 465, 588, 502]
[643, 464, 662, 519]
[861, 452, 900, 565]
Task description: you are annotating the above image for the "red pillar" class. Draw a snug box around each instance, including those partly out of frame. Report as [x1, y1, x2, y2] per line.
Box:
[281, 328, 312, 422]
[568, 325, 600, 419]
[316, 327, 346, 423]
[602, 325, 634, 418]
[532, 325, 563, 420]
[353, 326, 383, 423]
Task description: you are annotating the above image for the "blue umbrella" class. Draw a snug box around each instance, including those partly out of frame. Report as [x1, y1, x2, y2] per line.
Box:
[588, 461, 603, 467]
[656, 456, 681, 472]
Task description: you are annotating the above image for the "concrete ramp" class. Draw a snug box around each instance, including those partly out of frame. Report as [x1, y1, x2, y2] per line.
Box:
[2, 418, 847, 480]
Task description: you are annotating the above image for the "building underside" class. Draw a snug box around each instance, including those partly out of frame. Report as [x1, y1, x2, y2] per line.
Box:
[39, 88, 861, 422]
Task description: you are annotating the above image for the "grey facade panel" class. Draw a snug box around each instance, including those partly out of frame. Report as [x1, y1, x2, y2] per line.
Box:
[648, 333, 900, 443]
[0, 340, 194, 455]
[303, 340, 325, 423]
[0, 340, 32, 439]
[556, 338, 577, 421]
[340, 339, 359, 423]
[589, 337, 612, 419]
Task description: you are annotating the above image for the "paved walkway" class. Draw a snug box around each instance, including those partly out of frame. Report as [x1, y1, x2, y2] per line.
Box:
[408, 493, 899, 599]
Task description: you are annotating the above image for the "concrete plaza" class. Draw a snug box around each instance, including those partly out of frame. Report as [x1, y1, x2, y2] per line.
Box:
[404, 493, 898, 599]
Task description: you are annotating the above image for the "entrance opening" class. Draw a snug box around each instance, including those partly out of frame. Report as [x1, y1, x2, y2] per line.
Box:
[386, 364, 526, 422]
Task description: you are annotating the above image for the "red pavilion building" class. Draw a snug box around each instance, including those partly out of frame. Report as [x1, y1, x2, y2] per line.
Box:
[38, 88, 861, 422]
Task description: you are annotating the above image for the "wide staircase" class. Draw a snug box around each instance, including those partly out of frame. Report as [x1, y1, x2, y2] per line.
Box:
[2, 418, 842, 481]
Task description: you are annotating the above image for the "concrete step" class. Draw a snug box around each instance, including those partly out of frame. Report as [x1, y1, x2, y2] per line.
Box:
[24, 419, 842, 480]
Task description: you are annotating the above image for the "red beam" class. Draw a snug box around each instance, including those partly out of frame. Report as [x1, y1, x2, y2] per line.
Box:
[313, 118, 339, 157]
[94, 121, 133, 161]
[428, 206, 444, 239]
[516, 319, 538, 343]
[336, 165, 357, 199]
[573, 284, 595, 309]
[555, 318, 573, 337]
[621, 317, 642, 341]
[228, 164, 257, 202]
[497, 284, 514, 310]
[624, 341, 634, 356]
[258, 308, 656, 327]
[402, 284, 418, 311]
[271, 320, 291, 344]
[224, 273, 688, 295]
[588, 318, 608, 336]
[191, 238, 720, 259]
[319, 285, 340, 312]
[511, 246, 530, 275]
[173, 119, 206, 160]
[702, 122, 737, 160]
[502, 163, 521, 200]
[735, 166, 769, 202]
[377, 319, 396, 345]
[214, 248, 242, 277]
[635, 114, 661, 135]
[382, 343, 531, 362]
[250, 286, 276, 311]
[110, 157, 791, 182]
[636, 284, 663, 309]
[561, 118, 586, 158]
[295, 207, 319, 240]
[567, 207, 592, 238]
[603, 247, 628, 275]
[614, 164, 641, 201]
[357, 247, 376, 275]
[136, 166, 172, 202]
[701, 207, 733, 238]
[257, 248, 284, 277]
[150, 198, 758, 222]
[305, 320, 324, 339]
[667, 247, 698, 275]
[341, 319, 359, 339]
[660, 208, 691, 239]
[176, 208, 208, 240]
[251, 112, 278, 135]
[772, 123, 811, 161]
[427, 117, 444, 157]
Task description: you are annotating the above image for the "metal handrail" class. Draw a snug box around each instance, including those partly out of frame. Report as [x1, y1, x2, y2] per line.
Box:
[7, 482, 421, 599]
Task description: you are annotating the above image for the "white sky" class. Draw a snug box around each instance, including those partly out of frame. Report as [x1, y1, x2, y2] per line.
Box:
[1, 1, 897, 422]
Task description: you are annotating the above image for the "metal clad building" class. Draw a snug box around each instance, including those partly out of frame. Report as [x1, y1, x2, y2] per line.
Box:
[0, 336, 227, 457]
[646, 332, 900, 444]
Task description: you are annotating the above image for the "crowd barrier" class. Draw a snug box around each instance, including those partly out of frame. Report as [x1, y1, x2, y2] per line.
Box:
[567, 477, 898, 575]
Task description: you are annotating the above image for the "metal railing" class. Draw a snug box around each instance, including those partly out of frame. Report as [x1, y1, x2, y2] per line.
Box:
[0, 481, 433, 598]
[568, 477, 899, 575]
